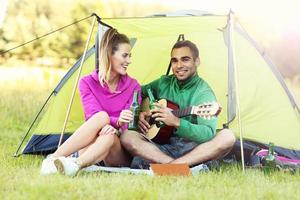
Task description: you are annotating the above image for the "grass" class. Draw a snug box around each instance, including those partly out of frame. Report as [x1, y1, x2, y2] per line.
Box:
[1, 67, 300, 200]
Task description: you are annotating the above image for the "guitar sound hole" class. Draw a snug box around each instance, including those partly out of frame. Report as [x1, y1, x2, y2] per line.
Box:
[149, 117, 155, 126]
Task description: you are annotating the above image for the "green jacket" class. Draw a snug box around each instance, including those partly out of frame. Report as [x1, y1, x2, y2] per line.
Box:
[142, 74, 217, 143]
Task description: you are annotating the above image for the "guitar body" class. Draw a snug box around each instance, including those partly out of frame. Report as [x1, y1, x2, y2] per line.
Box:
[145, 99, 221, 145]
[151, 100, 178, 144]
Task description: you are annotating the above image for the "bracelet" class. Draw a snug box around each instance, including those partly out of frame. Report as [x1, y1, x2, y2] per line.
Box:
[115, 131, 121, 137]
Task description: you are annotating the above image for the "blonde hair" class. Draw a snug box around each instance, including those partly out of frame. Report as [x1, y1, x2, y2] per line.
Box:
[98, 28, 130, 86]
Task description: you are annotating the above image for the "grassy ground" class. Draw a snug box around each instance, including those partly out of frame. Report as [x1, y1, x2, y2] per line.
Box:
[1, 68, 300, 200]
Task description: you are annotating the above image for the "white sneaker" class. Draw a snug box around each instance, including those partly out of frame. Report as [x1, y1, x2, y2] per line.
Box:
[54, 157, 80, 177]
[40, 156, 57, 175]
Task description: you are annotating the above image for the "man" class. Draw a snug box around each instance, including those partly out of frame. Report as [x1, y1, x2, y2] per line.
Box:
[120, 40, 235, 169]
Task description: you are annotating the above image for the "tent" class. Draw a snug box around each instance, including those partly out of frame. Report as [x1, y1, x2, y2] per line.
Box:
[15, 11, 300, 162]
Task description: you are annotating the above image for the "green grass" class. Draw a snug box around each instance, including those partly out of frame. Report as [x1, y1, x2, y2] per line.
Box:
[1, 73, 300, 200]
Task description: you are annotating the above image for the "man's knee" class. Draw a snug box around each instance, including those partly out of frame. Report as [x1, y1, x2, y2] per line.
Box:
[120, 130, 142, 153]
[215, 129, 236, 151]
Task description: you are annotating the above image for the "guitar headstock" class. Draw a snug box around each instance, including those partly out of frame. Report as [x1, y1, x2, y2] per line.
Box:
[191, 102, 222, 119]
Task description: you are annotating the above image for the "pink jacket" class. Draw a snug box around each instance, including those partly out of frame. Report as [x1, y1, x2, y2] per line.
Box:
[79, 70, 141, 130]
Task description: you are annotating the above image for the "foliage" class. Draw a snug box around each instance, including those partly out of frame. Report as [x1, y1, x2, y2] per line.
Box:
[0, 0, 169, 68]
[0, 0, 98, 67]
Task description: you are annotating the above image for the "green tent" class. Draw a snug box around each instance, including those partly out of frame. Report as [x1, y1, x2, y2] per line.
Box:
[16, 11, 300, 160]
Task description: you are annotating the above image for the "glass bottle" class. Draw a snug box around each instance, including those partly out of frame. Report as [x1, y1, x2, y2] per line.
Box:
[128, 90, 140, 130]
[147, 88, 165, 128]
[262, 142, 277, 174]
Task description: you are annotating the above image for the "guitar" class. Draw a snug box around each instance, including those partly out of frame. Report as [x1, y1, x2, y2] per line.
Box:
[144, 99, 221, 144]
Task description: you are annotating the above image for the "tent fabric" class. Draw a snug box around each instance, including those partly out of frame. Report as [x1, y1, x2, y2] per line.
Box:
[234, 22, 299, 111]
[19, 11, 300, 157]
[22, 134, 71, 155]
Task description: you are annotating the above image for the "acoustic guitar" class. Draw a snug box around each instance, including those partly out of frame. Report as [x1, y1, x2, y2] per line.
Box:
[144, 99, 221, 144]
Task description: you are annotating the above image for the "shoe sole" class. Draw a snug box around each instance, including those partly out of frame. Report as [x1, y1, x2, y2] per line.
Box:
[54, 159, 65, 175]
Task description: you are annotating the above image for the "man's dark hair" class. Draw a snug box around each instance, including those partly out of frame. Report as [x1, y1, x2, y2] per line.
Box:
[171, 40, 199, 60]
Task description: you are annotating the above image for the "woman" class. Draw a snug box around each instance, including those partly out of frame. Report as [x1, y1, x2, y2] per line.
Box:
[40, 28, 141, 176]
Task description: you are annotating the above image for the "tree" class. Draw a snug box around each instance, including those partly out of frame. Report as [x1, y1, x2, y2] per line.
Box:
[0, 0, 169, 67]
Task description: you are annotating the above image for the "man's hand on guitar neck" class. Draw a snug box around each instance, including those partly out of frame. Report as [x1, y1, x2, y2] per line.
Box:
[151, 107, 180, 128]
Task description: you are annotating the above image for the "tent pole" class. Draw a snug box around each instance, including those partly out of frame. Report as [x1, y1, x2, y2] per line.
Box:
[228, 11, 245, 172]
[58, 16, 97, 147]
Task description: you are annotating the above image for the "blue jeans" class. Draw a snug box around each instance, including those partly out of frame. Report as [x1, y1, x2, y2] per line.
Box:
[131, 136, 198, 169]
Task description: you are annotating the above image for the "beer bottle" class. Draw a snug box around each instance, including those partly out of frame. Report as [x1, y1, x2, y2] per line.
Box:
[262, 142, 277, 174]
[128, 90, 140, 130]
[147, 89, 165, 128]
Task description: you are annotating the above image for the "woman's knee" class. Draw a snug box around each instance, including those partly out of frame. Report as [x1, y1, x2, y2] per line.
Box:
[89, 111, 110, 129]
[92, 111, 109, 123]
[97, 131, 115, 147]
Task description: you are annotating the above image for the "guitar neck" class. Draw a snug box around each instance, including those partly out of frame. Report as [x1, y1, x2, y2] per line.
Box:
[172, 106, 193, 118]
